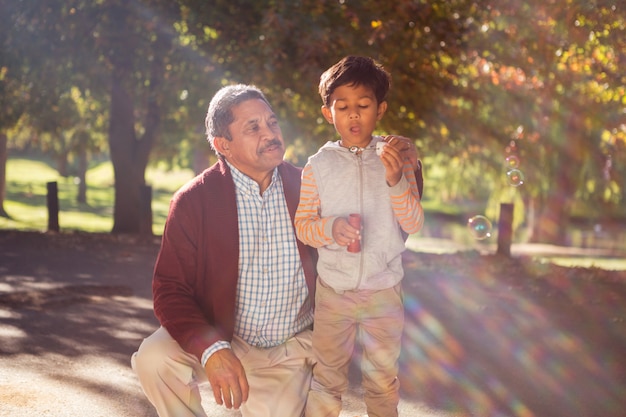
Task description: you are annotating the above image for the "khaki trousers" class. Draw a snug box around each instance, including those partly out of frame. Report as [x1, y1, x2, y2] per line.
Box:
[132, 326, 314, 417]
[305, 280, 404, 417]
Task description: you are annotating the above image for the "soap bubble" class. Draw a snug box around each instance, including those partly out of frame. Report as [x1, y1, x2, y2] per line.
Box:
[506, 168, 525, 186]
[467, 215, 492, 240]
[505, 155, 520, 169]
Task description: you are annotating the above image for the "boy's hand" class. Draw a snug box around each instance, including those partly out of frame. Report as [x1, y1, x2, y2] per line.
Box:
[379, 136, 405, 186]
[332, 217, 361, 247]
[383, 135, 420, 171]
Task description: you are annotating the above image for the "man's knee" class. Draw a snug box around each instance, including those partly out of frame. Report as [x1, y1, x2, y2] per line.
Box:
[132, 328, 169, 376]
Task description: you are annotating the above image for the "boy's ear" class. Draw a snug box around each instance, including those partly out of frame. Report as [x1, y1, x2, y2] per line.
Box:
[376, 101, 388, 120]
[321, 106, 334, 124]
[213, 136, 231, 156]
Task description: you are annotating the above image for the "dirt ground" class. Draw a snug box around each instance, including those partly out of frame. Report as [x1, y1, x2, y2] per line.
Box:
[0, 230, 625, 417]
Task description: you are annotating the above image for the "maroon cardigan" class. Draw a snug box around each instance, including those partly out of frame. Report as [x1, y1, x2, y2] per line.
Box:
[152, 159, 318, 361]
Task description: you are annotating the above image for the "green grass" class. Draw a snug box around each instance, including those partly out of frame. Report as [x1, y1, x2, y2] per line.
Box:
[539, 256, 626, 270]
[3, 156, 625, 270]
[1, 157, 194, 235]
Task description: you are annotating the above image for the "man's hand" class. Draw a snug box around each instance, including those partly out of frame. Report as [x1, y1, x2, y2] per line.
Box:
[204, 348, 249, 409]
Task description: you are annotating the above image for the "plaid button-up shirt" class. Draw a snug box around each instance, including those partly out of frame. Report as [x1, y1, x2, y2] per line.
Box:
[202, 162, 313, 365]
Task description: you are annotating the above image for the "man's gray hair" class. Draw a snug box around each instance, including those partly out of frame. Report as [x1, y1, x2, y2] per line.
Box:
[205, 84, 272, 153]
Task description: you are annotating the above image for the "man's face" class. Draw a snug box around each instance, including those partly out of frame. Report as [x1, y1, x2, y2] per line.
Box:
[218, 98, 285, 182]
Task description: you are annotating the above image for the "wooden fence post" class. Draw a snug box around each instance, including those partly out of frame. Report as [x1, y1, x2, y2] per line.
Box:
[497, 203, 514, 256]
[46, 181, 59, 232]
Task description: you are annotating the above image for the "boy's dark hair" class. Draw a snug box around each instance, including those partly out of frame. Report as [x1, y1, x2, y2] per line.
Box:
[318, 56, 391, 107]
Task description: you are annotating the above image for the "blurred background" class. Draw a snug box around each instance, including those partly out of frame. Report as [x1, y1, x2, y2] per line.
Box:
[1, 0, 624, 251]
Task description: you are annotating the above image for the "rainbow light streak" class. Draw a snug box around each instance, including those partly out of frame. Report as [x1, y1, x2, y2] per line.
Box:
[400, 257, 624, 416]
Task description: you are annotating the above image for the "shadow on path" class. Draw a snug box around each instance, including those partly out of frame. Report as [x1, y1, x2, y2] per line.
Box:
[1, 231, 625, 416]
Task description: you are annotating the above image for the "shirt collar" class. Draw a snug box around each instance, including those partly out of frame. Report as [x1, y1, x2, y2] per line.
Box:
[225, 160, 279, 196]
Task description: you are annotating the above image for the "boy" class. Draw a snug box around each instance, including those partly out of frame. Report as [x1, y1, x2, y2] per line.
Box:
[295, 55, 424, 417]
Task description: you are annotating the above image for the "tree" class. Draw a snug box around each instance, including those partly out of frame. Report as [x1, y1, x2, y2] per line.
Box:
[1, 0, 107, 215]
[452, 0, 626, 243]
[3, 0, 223, 233]
[195, 0, 624, 245]
[0, 1, 30, 218]
[0, 68, 25, 218]
[96, 0, 220, 233]
[3, 0, 624, 242]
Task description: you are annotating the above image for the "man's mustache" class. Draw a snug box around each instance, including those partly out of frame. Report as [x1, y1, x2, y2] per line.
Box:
[261, 139, 283, 152]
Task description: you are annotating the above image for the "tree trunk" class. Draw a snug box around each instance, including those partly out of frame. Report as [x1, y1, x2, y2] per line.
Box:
[531, 194, 570, 245]
[530, 112, 585, 245]
[106, 1, 168, 234]
[193, 147, 212, 176]
[109, 64, 143, 234]
[529, 152, 577, 245]
[107, 4, 142, 234]
[56, 153, 69, 177]
[524, 196, 536, 242]
[0, 132, 8, 218]
[76, 143, 87, 204]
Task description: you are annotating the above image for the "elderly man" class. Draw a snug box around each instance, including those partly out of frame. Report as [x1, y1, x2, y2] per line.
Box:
[132, 84, 422, 417]
[132, 84, 317, 417]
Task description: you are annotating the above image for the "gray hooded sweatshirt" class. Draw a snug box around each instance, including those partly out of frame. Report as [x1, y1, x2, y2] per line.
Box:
[306, 136, 417, 292]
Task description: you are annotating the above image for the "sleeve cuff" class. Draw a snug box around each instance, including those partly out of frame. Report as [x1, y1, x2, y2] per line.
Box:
[200, 340, 232, 367]
[389, 174, 409, 195]
[324, 216, 338, 242]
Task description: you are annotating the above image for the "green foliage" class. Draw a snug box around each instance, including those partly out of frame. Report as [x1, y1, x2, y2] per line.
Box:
[2, 0, 624, 240]
[1, 157, 193, 234]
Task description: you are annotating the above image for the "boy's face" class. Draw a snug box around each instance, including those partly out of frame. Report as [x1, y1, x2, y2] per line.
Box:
[321, 83, 387, 148]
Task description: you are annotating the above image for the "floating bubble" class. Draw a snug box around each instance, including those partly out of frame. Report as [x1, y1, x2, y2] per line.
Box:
[467, 215, 492, 240]
[507, 168, 525, 186]
[505, 155, 520, 169]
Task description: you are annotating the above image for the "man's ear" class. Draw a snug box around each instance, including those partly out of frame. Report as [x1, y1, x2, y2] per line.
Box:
[321, 106, 334, 124]
[376, 101, 388, 121]
[213, 136, 231, 156]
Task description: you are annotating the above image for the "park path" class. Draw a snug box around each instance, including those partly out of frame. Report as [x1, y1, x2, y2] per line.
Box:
[1, 231, 625, 416]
